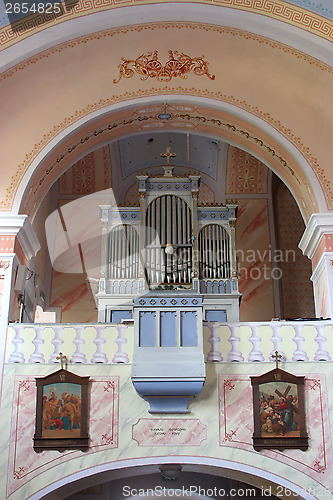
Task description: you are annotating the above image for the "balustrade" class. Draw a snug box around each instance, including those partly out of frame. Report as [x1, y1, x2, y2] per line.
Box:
[5, 320, 333, 364]
[204, 321, 333, 363]
[6, 323, 133, 365]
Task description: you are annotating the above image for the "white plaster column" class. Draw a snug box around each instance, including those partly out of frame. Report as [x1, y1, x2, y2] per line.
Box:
[299, 213, 333, 319]
[0, 215, 40, 389]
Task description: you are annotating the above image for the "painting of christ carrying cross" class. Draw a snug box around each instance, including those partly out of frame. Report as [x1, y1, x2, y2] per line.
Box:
[258, 381, 299, 438]
[251, 366, 308, 451]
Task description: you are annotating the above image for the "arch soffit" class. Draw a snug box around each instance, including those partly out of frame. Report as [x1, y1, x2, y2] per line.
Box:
[29, 456, 317, 500]
[15, 97, 325, 223]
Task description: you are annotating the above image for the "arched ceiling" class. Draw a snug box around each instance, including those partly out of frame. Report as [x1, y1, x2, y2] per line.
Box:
[111, 131, 224, 180]
[2, 0, 331, 30]
[1, 2, 333, 221]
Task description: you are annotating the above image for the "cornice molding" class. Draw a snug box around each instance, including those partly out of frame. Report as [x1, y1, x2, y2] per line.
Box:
[0, 215, 40, 260]
[298, 213, 333, 259]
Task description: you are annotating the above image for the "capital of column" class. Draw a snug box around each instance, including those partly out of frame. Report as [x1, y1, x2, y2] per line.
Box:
[299, 213, 333, 260]
[0, 214, 40, 261]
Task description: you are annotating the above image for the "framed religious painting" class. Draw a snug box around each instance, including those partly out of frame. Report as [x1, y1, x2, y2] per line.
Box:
[251, 366, 308, 451]
[33, 368, 90, 452]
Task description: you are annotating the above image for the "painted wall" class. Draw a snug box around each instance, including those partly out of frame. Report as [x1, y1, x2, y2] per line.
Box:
[2, 359, 333, 499]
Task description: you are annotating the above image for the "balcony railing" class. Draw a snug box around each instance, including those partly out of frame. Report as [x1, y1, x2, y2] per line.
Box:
[5, 320, 333, 365]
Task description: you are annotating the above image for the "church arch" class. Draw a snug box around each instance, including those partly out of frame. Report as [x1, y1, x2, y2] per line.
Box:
[29, 456, 317, 500]
[13, 96, 326, 223]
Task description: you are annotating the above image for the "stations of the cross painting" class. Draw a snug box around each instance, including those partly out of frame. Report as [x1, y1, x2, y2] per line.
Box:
[160, 146, 176, 166]
[56, 352, 67, 370]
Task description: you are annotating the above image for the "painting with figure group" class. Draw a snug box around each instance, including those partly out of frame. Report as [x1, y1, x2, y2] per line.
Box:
[251, 368, 308, 451]
[34, 369, 89, 452]
[258, 382, 300, 438]
[42, 382, 82, 438]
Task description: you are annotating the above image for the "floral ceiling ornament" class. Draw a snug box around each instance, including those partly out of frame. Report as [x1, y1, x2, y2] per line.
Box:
[113, 50, 215, 83]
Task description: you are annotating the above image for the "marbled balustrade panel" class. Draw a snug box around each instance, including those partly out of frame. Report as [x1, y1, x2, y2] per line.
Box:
[1, 363, 333, 499]
[236, 199, 275, 322]
[6, 373, 119, 497]
[219, 373, 333, 491]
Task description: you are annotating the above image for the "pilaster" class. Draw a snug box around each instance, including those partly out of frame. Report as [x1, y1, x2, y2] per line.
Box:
[0, 214, 40, 392]
[299, 213, 333, 318]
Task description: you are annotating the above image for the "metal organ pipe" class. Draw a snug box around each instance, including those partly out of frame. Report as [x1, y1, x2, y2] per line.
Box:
[109, 225, 139, 280]
[199, 225, 230, 280]
[145, 195, 192, 285]
[177, 197, 182, 283]
[186, 202, 191, 283]
[147, 204, 151, 283]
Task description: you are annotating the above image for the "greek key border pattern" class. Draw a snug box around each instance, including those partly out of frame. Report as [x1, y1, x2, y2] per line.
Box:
[2, 22, 333, 83]
[1, 0, 333, 52]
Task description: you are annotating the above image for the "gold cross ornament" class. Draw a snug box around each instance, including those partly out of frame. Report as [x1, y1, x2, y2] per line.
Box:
[56, 352, 67, 370]
[272, 350, 282, 369]
[160, 146, 176, 166]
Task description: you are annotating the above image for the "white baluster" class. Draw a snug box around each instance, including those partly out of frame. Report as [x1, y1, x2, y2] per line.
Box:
[49, 325, 64, 363]
[28, 325, 45, 363]
[71, 326, 87, 363]
[314, 323, 331, 361]
[269, 324, 286, 362]
[91, 325, 108, 363]
[248, 324, 264, 362]
[206, 322, 223, 362]
[112, 325, 129, 363]
[292, 323, 309, 361]
[227, 325, 244, 362]
[8, 325, 25, 363]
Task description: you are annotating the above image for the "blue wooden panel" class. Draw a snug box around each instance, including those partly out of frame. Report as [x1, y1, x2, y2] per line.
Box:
[180, 311, 197, 346]
[160, 311, 177, 346]
[139, 311, 156, 346]
[111, 310, 132, 323]
[206, 310, 227, 322]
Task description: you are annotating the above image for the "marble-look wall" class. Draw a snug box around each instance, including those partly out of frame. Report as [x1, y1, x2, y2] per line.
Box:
[49, 145, 113, 322]
[236, 199, 275, 322]
[1, 362, 333, 499]
[32, 190, 52, 284]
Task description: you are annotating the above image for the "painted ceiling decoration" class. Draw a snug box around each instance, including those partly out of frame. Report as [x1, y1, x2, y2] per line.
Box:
[113, 51, 215, 84]
[16, 105, 317, 219]
[1, 0, 333, 51]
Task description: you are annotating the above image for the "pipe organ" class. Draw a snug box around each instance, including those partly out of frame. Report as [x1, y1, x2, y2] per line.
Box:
[97, 152, 241, 413]
[97, 163, 241, 323]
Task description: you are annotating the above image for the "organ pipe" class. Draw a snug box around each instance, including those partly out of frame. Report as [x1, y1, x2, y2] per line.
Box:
[198, 225, 230, 279]
[145, 195, 192, 285]
[108, 225, 139, 279]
